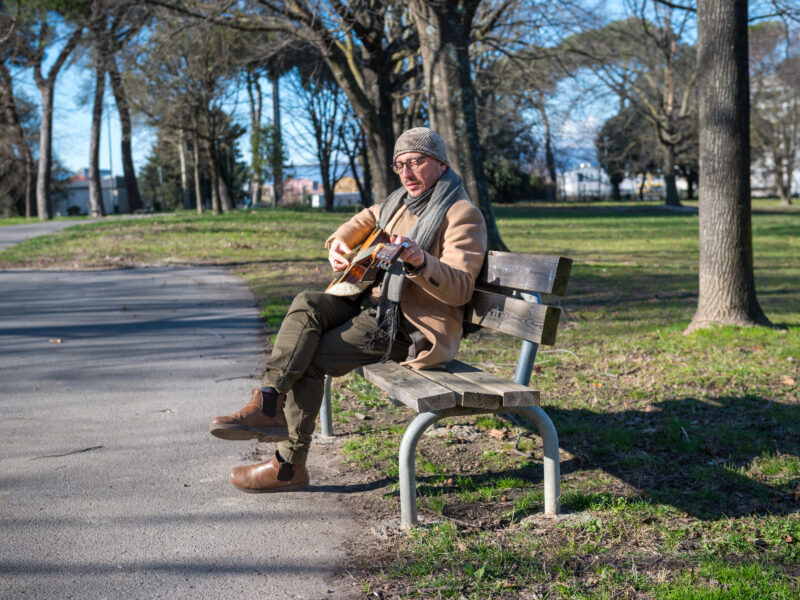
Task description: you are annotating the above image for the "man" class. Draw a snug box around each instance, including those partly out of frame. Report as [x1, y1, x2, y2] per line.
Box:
[209, 127, 488, 492]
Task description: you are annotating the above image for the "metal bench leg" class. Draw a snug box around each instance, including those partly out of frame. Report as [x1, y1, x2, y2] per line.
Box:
[319, 374, 333, 437]
[399, 411, 442, 527]
[516, 406, 561, 515]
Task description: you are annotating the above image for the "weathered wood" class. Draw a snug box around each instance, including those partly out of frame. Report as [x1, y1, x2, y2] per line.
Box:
[362, 362, 457, 411]
[444, 360, 540, 407]
[415, 367, 502, 408]
[478, 252, 572, 296]
[465, 290, 562, 345]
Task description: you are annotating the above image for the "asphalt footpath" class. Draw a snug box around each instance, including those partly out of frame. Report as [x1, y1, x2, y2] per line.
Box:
[0, 223, 364, 599]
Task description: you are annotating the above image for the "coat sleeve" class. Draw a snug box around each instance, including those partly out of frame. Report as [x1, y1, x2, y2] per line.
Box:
[325, 205, 381, 249]
[405, 199, 487, 307]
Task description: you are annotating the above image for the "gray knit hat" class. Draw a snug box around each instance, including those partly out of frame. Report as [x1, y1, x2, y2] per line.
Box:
[393, 127, 449, 166]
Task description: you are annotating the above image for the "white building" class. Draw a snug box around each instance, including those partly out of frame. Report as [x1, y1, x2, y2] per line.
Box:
[558, 163, 613, 199]
[57, 169, 129, 216]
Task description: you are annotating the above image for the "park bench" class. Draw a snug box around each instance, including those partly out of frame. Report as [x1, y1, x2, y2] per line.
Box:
[319, 251, 573, 527]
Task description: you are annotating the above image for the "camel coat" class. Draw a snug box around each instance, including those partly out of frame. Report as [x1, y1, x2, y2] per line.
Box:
[326, 191, 487, 369]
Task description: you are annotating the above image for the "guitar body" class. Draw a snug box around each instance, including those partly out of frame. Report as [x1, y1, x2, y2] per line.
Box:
[325, 228, 404, 297]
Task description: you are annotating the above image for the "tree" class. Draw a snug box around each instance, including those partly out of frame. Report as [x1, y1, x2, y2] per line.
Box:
[0, 88, 39, 217]
[287, 60, 348, 212]
[687, 0, 771, 332]
[407, 0, 507, 249]
[124, 17, 243, 214]
[563, 3, 698, 207]
[10, 2, 90, 219]
[749, 21, 800, 205]
[596, 104, 680, 200]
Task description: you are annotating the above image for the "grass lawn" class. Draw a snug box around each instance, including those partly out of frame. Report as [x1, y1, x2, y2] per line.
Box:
[2, 201, 798, 598]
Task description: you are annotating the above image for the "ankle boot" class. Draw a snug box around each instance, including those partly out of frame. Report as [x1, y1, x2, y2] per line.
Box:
[209, 388, 289, 441]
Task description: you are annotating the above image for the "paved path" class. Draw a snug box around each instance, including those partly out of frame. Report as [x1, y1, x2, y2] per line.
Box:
[0, 220, 97, 251]
[0, 256, 363, 596]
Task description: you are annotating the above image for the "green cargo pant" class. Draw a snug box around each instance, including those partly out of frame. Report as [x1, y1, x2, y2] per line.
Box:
[263, 290, 412, 466]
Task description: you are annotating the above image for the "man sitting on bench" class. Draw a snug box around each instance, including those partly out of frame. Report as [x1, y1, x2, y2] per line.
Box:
[209, 127, 488, 493]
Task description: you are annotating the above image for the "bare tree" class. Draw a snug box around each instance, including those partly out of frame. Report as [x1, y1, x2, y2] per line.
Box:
[750, 20, 800, 205]
[563, 1, 698, 207]
[24, 6, 89, 219]
[124, 17, 242, 214]
[687, 0, 771, 331]
[286, 62, 347, 212]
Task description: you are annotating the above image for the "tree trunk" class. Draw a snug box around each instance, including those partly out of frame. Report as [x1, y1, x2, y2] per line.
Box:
[35, 82, 54, 220]
[687, 0, 770, 332]
[107, 58, 142, 213]
[270, 72, 283, 207]
[612, 181, 621, 200]
[178, 130, 190, 209]
[207, 143, 221, 215]
[214, 144, 233, 212]
[246, 71, 263, 208]
[663, 144, 681, 206]
[538, 101, 557, 202]
[358, 130, 373, 208]
[0, 63, 36, 217]
[408, 0, 507, 250]
[193, 138, 203, 214]
[88, 62, 107, 217]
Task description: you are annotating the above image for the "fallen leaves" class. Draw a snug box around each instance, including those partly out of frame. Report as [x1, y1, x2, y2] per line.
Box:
[780, 375, 795, 386]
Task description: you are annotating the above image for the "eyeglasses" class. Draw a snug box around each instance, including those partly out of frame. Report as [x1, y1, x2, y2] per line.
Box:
[391, 157, 428, 174]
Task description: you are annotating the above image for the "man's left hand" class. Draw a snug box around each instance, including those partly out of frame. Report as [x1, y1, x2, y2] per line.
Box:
[390, 235, 425, 268]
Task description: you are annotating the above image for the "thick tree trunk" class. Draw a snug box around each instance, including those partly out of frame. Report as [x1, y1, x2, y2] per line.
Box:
[35, 83, 54, 220]
[408, 0, 507, 250]
[663, 144, 681, 206]
[108, 59, 142, 213]
[193, 138, 203, 214]
[687, 0, 770, 332]
[88, 63, 107, 217]
[270, 72, 282, 207]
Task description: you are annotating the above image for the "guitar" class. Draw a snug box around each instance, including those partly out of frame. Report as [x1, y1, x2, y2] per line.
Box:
[325, 228, 408, 297]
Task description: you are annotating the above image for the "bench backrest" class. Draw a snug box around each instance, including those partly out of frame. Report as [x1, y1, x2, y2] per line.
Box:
[464, 252, 572, 346]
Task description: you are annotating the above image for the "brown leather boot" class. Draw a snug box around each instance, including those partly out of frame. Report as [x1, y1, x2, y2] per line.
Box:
[229, 451, 309, 493]
[209, 388, 289, 441]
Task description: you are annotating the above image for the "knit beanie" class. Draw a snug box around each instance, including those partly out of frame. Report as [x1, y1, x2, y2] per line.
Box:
[393, 127, 449, 166]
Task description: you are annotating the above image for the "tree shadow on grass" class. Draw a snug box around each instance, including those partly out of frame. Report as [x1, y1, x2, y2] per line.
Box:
[543, 394, 800, 520]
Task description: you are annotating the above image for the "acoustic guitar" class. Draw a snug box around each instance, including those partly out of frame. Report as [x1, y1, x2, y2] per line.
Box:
[325, 228, 408, 297]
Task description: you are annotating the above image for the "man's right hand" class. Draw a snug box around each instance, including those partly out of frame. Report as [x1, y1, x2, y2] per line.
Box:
[328, 238, 352, 272]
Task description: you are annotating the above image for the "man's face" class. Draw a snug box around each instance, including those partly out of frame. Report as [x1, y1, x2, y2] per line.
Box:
[395, 152, 447, 197]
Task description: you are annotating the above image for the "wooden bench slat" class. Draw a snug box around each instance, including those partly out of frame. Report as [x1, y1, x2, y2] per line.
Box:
[362, 362, 457, 412]
[478, 252, 572, 296]
[414, 367, 502, 409]
[465, 290, 562, 345]
[443, 359, 540, 407]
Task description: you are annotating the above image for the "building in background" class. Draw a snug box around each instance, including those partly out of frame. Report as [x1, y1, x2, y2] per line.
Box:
[558, 163, 612, 200]
[58, 169, 129, 215]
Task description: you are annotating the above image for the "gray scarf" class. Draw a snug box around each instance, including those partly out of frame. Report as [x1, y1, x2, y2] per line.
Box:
[365, 168, 464, 361]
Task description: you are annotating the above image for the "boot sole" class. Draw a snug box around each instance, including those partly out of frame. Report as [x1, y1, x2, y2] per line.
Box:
[209, 424, 289, 442]
[235, 480, 310, 494]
